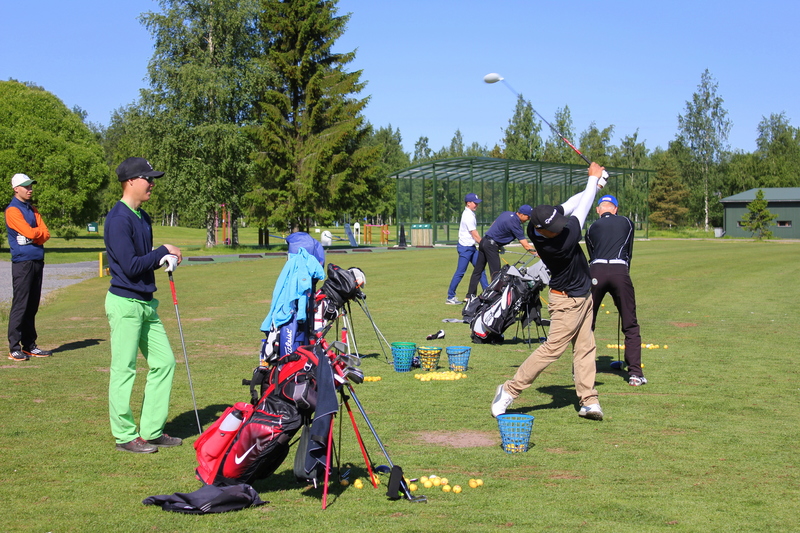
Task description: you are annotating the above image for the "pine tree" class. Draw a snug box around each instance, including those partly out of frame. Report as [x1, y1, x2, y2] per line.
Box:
[503, 95, 543, 161]
[649, 153, 689, 228]
[248, 0, 379, 231]
[742, 189, 777, 240]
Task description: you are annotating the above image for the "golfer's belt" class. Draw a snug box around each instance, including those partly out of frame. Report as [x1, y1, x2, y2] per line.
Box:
[590, 259, 628, 265]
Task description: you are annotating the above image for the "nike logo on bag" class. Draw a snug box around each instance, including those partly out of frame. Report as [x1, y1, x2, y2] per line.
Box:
[234, 443, 258, 464]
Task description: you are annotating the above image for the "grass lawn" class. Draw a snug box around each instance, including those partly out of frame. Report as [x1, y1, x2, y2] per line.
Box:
[1, 236, 798, 532]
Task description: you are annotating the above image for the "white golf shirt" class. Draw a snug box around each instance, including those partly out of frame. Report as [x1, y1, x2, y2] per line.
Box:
[458, 206, 478, 246]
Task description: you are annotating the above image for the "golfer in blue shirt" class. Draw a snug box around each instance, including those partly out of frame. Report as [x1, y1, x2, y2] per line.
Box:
[466, 206, 536, 299]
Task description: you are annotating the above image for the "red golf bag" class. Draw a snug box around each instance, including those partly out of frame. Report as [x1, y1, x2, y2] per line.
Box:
[194, 345, 322, 486]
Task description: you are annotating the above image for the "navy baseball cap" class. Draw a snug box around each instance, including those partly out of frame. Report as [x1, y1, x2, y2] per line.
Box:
[465, 193, 482, 204]
[531, 205, 569, 234]
[597, 194, 618, 207]
[518, 204, 533, 216]
[116, 157, 165, 182]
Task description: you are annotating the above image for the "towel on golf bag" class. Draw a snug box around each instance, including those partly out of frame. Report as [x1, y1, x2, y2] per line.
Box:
[143, 483, 266, 514]
[299, 353, 339, 482]
[260, 248, 325, 363]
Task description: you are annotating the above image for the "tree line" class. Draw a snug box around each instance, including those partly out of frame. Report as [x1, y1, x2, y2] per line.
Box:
[2, 0, 799, 245]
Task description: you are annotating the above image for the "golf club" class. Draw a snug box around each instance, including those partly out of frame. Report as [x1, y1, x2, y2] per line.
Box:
[167, 271, 203, 434]
[484, 72, 609, 179]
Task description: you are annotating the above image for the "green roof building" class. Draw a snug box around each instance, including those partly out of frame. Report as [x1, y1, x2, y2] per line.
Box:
[720, 188, 800, 238]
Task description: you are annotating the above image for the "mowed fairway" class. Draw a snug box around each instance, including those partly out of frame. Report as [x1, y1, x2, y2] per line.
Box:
[1, 239, 798, 532]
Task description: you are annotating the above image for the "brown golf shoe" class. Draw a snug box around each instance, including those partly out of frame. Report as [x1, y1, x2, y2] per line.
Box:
[146, 434, 182, 448]
[116, 437, 158, 454]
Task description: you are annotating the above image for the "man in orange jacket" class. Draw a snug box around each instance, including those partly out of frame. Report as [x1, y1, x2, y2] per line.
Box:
[5, 173, 52, 361]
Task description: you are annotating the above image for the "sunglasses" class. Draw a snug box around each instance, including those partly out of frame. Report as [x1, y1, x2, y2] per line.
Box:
[134, 176, 156, 183]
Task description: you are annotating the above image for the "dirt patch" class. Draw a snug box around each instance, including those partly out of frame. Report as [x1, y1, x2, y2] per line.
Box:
[548, 470, 584, 480]
[670, 322, 697, 327]
[185, 317, 214, 322]
[414, 430, 497, 448]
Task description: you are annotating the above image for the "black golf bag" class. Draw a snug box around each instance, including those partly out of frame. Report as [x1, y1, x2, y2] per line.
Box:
[313, 263, 365, 330]
[464, 262, 548, 344]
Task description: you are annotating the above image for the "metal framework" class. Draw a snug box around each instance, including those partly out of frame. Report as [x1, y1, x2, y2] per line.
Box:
[391, 156, 654, 244]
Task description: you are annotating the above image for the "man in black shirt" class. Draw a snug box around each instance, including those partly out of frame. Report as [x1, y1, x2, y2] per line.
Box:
[491, 163, 606, 421]
[585, 195, 645, 386]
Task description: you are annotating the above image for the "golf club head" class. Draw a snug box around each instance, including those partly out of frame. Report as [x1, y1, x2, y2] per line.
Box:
[330, 340, 347, 354]
[343, 367, 364, 384]
[610, 360, 625, 370]
[483, 72, 503, 84]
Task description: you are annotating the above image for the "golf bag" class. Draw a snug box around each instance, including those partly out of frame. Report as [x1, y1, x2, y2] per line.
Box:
[195, 344, 325, 486]
[260, 246, 326, 366]
[313, 263, 365, 331]
[465, 262, 548, 344]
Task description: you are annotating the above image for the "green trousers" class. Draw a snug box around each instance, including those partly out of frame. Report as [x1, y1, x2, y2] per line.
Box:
[106, 292, 176, 444]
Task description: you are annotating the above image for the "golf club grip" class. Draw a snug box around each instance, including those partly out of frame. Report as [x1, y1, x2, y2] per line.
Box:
[168, 272, 178, 305]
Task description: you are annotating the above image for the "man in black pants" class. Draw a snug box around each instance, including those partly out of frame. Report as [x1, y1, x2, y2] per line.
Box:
[466, 205, 536, 299]
[5, 173, 52, 361]
[585, 194, 646, 386]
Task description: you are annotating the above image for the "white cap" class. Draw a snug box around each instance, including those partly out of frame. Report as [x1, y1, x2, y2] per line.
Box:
[11, 173, 36, 188]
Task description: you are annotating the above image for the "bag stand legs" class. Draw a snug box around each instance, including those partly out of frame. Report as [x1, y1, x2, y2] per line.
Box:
[320, 385, 426, 509]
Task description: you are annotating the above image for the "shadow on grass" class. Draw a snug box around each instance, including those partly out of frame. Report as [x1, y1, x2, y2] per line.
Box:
[166, 403, 231, 439]
[512, 384, 577, 413]
[595, 354, 629, 384]
[510, 378, 608, 415]
[252, 462, 379, 506]
[53, 338, 103, 352]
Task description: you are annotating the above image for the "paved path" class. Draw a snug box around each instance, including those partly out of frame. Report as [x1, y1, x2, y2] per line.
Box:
[0, 260, 99, 304]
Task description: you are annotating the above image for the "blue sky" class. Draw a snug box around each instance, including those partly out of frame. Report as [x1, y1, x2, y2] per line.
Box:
[3, 1, 797, 158]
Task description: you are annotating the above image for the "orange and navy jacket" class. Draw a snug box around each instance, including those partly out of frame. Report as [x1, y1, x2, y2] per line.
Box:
[5, 196, 49, 262]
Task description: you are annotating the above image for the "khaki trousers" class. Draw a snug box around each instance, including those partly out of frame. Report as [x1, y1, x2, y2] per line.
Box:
[505, 291, 599, 407]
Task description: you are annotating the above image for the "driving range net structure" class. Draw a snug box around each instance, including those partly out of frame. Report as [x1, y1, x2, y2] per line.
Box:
[390, 156, 654, 245]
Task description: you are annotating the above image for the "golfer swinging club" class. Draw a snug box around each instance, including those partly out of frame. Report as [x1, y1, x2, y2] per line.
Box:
[492, 162, 606, 421]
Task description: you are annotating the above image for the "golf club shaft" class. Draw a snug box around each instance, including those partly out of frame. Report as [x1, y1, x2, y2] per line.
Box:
[346, 383, 413, 499]
[500, 79, 593, 166]
[342, 393, 378, 487]
[168, 272, 203, 434]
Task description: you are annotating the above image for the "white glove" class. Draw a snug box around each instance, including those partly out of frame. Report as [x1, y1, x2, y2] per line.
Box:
[597, 170, 609, 190]
[159, 254, 178, 272]
[16, 235, 33, 245]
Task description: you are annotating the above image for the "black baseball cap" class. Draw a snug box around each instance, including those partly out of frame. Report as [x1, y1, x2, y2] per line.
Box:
[531, 205, 569, 234]
[115, 157, 165, 182]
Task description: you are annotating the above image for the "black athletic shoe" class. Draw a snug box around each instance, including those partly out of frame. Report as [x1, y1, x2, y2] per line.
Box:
[23, 345, 52, 358]
[426, 329, 445, 340]
[116, 437, 158, 454]
[146, 434, 183, 447]
[8, 350, 29, 362]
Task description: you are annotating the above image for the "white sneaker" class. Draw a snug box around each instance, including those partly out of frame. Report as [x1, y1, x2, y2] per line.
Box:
[628, 375, 648, 387]
[578, 403, 604, 420]
[491, 384, 514, 417]
[445, 297, 461, 305]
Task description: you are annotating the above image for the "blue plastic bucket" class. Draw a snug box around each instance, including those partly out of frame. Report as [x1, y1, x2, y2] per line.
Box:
[391, 342, 416, 372]
[446, 346, 471, 371]
[497, 413, 534, 453]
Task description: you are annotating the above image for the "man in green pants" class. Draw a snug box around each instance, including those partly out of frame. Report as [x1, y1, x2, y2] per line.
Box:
[105, 157, 183, 454]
